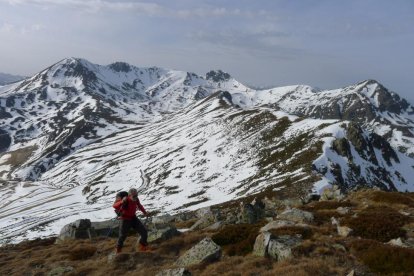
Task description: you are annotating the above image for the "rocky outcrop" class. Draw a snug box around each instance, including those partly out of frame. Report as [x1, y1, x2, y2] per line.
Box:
[260, 220, 295, 232]
[277, 208, 314, 224]
[148, 225, 181, 243]
[253, 231, 302, 260]
[175, 237, 221, 267]
[252, 232, 272, 257]
[267, 235, 302, 261]
[320, 185, 345, 201]
[57, 219, 95, 242]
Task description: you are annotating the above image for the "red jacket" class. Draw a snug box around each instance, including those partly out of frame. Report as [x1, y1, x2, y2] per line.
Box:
[113, 196, 147, 220]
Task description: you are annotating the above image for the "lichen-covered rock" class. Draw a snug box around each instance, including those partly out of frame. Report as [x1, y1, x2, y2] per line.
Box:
[238, 200, 265, 224]
[175, 237, 221, 266]
[337, 226, 353, 237]
[320, 185, 345, 201]
[57, 219, 96, 242]
[152, 214, 175, 227]
[91, 219, 119, 237]
[190, 216, 215, 231]
[260, 220, 295, 232]
[156, 268, 192, 276]
[148, 225, 181, 243]
[267, 235, 302, 261]
[277, 208, 314, 224]
[47, 266, 74, 276]
[336, 207, 351, 215]
[252, 232, 272, 257]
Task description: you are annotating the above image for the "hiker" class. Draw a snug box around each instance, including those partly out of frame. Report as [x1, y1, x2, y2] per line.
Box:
[113, 188, 150, 253]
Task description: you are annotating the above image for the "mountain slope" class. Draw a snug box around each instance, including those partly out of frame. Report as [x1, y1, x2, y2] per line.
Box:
[0, 58, 244, 180]
[0, 72, 25, 85]
[1, 91, 413, 243]
[0, 58, 414, 243]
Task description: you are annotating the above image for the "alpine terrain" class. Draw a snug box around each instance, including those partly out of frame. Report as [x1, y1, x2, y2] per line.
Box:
[1, 58, 414, 243]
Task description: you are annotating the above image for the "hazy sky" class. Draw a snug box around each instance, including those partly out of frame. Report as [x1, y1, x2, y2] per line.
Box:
[1, 0, 413, 103]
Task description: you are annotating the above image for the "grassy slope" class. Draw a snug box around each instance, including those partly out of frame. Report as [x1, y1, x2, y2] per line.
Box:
[1, 190, 414, 276]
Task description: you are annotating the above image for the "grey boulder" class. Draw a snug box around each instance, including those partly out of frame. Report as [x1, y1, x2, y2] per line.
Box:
[175, 237, 221, 266]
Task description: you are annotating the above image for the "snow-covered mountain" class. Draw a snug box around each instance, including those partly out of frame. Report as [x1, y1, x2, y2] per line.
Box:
[1, 58, 413, 243]
[0, 72, 26, 85]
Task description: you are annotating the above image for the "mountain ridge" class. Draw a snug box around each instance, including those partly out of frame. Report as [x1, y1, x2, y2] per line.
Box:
[0, 58, 413, 243]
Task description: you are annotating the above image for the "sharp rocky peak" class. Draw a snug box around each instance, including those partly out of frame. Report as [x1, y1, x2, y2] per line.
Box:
[206, 70, 231, 82]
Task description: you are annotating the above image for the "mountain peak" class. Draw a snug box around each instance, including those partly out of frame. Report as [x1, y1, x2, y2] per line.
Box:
[206, 70, 231, 82]
[108, 62, 132, 73]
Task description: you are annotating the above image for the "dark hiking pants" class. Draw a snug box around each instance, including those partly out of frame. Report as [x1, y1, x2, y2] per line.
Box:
[117, 216, 148, 248]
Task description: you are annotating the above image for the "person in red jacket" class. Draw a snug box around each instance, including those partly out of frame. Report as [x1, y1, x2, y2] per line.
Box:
[113, 188, 150, 253]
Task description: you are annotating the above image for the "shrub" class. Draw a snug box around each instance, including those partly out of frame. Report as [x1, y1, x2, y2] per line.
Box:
[211, 223, 263, 256]
[350, 239, 414, 274]
[343, 206, 410, 242]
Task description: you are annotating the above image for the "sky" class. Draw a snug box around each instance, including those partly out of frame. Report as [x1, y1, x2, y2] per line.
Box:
[0, 0, 413, 103]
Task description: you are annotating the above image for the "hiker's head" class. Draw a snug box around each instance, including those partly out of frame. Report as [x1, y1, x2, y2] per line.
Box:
[129, 188, 138, 199]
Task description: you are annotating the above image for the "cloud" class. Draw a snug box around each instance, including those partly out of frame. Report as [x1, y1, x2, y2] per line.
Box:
[187, 24, 304, 60]
[1, 0, 163, 14]
[0, 21, 44, 34]
[1, 0, 275, 19]
[0, 22, 14, 33]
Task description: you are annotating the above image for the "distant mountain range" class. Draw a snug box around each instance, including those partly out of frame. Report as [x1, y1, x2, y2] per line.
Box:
[0, 58, 413, 243]
[0, 72, 26, 85]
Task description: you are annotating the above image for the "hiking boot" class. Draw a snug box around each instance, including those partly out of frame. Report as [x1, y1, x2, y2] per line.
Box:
[138, 244, 151, 252]
[115, 246, 122, 254]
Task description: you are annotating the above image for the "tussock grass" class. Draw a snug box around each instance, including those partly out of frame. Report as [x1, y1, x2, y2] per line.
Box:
[349, 239, 414, 274]
[269, 226, 313, 240]
[342, 206, 411, 242]
[211, 223, 265, 256]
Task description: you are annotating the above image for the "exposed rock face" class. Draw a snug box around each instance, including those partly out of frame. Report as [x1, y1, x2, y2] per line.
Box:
[175, 237, 221, 267]
[238, 200, 265, 224]
[320, 185, 345, 201]
[91, 219, 119, 237]
[252, 232, 272, 257]
[267, 235, 302, 261]
[190, 207, 219, 231]
[57, 219, 95, 242]
[148, 225, 181, 243]
[277, 208, 314, 224]
[206, 70, 231, 82]
[260, 220, 295, 232]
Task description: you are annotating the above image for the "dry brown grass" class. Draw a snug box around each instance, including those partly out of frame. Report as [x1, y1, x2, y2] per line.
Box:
[174, 218, 198, 229]
[269, 226, 313, 240]
[349, 238, 414, 274]
[342, 206, 411, 242]
[2, 190, 414, 276]
[302, 200, 355, 211]
[369, 190, 414, 207]
[211, 222, 265, 256]
[154, 230, 206, 257]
